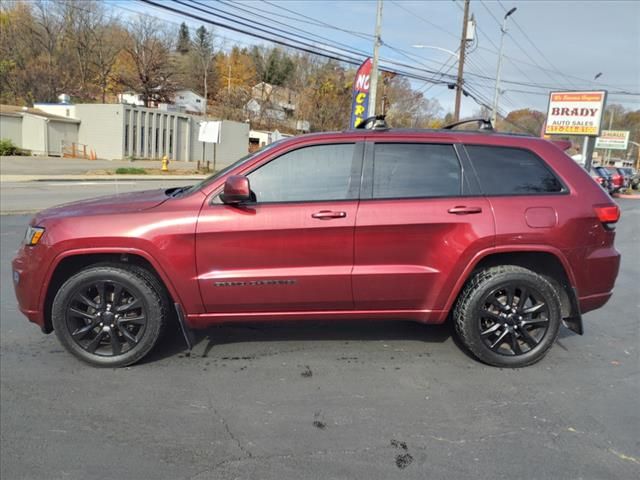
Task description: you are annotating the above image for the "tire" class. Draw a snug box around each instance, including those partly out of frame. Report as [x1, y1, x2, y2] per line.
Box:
[52, 265, 167, 367]
[454, 265, 561, 368]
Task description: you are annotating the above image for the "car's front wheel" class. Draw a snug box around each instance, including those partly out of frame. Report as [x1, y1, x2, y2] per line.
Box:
[52, 265, 166, 367]
[454, 265, 561, 368]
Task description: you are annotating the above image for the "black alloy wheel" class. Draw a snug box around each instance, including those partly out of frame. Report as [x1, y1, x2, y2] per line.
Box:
[478, 284, 550, 356]
[52, 265, 166, 367]
[454, 265, 561, 368]
[65, 280, 147, 357]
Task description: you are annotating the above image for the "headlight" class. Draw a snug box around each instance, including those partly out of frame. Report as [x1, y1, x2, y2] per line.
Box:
[24, 226, 45, 246]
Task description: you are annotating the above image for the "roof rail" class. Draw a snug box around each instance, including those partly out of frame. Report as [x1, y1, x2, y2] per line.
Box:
[355, 115, 389, 131]
[443, 118, 494, 131]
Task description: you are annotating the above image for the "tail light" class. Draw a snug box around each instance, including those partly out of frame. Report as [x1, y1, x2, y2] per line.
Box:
[594, 204, 620, 230]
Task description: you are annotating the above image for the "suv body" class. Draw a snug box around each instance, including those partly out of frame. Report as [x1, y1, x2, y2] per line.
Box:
[12, 128, 621, 367]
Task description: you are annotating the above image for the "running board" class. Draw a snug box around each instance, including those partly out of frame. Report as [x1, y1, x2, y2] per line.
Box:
[174, 303, 195, 350]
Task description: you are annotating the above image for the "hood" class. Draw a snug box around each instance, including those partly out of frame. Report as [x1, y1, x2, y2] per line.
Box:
[32, 189, 170, 223]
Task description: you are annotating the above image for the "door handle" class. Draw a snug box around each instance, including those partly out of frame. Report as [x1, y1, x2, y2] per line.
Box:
[448, 206, 483, 215]
[311, 210, 347, 219]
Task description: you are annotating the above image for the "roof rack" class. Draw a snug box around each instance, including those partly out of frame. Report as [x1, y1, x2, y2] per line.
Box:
[443, 118, 494, 131]
[355, 115, 389, 131]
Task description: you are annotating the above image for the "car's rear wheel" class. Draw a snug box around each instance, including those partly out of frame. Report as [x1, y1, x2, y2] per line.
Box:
[454, 265, 561, 368]
[52, 265, 166, 367]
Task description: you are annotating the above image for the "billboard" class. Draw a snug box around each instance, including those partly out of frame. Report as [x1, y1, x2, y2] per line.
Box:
[544, 91, 607, 136]
[595, 130, 630, 150]
[350, 58, 372, 129]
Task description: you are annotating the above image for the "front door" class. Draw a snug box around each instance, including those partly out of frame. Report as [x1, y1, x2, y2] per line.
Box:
[196, 142, 364, 313]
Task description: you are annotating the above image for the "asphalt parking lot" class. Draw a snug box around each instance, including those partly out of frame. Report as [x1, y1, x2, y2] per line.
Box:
[1, 200, 638, 480]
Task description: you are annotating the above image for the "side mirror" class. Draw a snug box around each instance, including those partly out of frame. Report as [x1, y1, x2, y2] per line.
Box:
[221, 175, 251, 204]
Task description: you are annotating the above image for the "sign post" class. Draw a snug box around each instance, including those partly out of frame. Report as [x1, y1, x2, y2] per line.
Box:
[198, 121, 222, 171]
[544, 90, 607, 171]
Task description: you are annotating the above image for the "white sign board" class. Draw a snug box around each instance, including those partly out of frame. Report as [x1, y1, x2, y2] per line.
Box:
[595, 130, 630, 150]
[198, 121, 221, 143]
[545, 91, 607, 136]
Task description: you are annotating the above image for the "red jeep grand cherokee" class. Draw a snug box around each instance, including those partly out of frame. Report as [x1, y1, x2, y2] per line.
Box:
[12, 118, 621, 368]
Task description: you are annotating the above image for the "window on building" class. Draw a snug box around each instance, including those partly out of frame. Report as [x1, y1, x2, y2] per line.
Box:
[372, 143, 461, 199]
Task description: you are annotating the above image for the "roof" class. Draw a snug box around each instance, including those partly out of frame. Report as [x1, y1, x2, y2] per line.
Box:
[0, 104, 80, 123]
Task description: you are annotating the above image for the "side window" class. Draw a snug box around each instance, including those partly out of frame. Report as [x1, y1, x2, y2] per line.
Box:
[466, 145, 564, 195]
[247, 143, 358, 203]
[373, 143, 461, 199]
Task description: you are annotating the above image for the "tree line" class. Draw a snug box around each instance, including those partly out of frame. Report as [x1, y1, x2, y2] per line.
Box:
[0, 0, 637, 141]
[0, 0, 446, 132]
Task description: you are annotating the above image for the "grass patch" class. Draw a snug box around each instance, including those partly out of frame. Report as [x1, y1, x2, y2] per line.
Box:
[115, 167, 147, 174]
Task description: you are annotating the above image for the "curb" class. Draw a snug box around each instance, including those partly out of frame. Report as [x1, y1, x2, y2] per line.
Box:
[1, 174, 208, 183]
[613, 192, 640, 200]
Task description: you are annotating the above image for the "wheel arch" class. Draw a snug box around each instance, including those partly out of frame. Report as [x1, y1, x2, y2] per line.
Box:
[42, 250, 181, 333]
[444, 247, 579, 325]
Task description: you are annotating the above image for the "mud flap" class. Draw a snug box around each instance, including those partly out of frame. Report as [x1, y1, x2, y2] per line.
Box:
[562, 287, 584, 335]
[174, 303, 195, 350]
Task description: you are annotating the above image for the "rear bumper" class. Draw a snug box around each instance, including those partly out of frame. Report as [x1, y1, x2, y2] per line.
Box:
[579, 291, 613, 314]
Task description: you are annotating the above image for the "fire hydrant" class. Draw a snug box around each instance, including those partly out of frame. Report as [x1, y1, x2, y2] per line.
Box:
[161, 155, 169, 172]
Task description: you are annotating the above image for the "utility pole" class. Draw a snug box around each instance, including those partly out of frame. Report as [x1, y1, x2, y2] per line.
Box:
[605, 109, 614, 164]
[454, 0, 470, 122]
[492, 7, 517, 126]
[368, 0, 383, 118]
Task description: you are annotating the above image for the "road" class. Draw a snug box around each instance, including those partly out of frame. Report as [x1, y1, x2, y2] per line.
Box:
[1, 199, 638, 480]
[0, 180, 195, 214]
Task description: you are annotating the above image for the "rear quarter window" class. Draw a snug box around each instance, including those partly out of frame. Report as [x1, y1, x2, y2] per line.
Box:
[466, 145, 564, 195]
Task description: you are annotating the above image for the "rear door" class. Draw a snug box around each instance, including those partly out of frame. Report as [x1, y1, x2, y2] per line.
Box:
[196, 142, 364, 313]
[353, 140, 494, 313]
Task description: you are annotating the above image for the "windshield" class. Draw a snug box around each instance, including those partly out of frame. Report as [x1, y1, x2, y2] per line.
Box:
[183, 140, 286, 195]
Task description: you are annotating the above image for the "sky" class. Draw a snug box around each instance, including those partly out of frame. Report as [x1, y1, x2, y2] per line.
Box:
[109, 0, 640, 117]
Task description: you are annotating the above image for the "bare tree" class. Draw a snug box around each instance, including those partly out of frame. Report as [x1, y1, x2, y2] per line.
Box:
[121, 16, 175, 107]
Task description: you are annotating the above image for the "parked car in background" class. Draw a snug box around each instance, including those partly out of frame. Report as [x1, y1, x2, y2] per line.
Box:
[12, 118, 621, 369]
[617, 167, 638, 190]
[590, 168, 611, 191]
[593, 166, 615, 195]
[603, 166, 625, 192]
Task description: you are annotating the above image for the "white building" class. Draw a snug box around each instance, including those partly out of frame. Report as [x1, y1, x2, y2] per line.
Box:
[117, 91, 145, 106]
[173, 89, 205, 114]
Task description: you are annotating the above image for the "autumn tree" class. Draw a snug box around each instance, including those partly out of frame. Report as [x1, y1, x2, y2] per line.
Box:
[215, 46, 256, 120]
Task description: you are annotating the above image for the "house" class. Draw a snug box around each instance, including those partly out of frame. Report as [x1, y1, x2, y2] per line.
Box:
[246, 82, 298, 121]
[173, 89, 206, 114]
[117, 89, 205, 114]
[117, 91, 145, 106]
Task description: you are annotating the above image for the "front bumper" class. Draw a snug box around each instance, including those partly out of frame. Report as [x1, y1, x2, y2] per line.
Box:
[12, 244, 51, 331]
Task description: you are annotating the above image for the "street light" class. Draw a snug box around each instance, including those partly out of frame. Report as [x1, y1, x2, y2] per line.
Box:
[491, 7, 517, 126]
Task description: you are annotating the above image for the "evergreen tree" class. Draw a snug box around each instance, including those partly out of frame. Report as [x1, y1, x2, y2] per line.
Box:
[177, 22, 190, 54]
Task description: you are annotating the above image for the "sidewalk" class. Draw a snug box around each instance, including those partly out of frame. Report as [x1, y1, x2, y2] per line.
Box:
[1, 174, 208, 183]
[0, 155, 209, 182]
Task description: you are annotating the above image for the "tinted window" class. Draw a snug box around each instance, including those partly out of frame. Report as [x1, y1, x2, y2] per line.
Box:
[466, 146, 563, 195]
[373, 143, 461, 198]
[247, 144, 358, 202]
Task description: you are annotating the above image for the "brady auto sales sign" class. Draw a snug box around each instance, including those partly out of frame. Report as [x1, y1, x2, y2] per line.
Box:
[545, 91, 607, 136]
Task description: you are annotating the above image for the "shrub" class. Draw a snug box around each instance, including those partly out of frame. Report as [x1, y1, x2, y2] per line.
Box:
[115, 167, 147, 174]
[0, 138, 18, 156]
